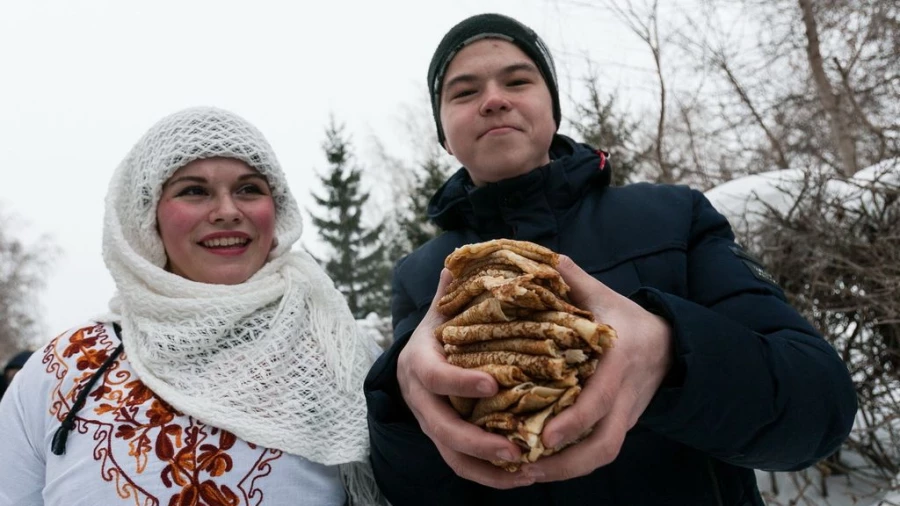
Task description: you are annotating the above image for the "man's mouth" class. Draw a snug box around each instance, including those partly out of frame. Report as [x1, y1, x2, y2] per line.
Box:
[480, 125, 519, 139]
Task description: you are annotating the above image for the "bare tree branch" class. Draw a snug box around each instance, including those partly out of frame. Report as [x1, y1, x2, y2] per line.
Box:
[604, 0, 673, 182]
[797, 0, 859, 176]
[716, 57, 790, 169]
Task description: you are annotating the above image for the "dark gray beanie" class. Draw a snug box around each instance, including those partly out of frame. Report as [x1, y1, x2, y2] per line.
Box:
[427, 13, 561, 147]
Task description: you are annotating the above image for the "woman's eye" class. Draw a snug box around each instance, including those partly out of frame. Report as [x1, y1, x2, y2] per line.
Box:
[452, 89, 476, 99]
[175, 186, 207, 197]
[509, 79, 530, 87]
[237, 184, 266, 195]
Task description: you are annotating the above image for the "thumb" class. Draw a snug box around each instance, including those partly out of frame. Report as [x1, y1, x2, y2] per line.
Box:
[555, 255, 605, 306]
[424, 268, 454, 322]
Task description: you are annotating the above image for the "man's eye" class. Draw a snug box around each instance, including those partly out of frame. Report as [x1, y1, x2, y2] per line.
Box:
[175, 186, 207, 197]
[452, 89, 476, 99]
[508, 79, 530, 87]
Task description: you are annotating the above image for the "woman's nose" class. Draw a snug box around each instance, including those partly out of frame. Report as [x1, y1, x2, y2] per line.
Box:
[209, 195, 242, 223]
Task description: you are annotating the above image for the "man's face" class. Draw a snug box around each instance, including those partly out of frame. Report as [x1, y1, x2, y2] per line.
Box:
[439, 38, 556, 186]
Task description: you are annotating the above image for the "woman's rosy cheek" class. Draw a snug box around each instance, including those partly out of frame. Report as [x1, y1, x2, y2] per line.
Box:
[157, 200, 203, 246]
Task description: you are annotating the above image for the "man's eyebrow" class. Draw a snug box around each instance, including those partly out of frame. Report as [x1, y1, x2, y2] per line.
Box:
[443, 73, 478, 92]
[501, 62, 540, 75]
[443, 62, 540, 92]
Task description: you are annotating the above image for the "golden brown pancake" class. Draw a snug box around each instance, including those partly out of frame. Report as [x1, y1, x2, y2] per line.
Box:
[435, 298, 515, 340]
[446, 239, 559, 274]
[438, 274, 538, 317]
[440, 321, 585, 349]
[472, 411, 518, 431]
[452, 249, 569, 296]
[447, 351, 572, 380]
[530, 311, 617, 354]
[470, 364, 532, 387]
[448, 396, 476, 418]
[444, 338, 560, 358]
[436, 239, 616, 472]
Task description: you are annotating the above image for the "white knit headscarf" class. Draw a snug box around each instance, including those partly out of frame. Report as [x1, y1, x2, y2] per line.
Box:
[101, 107, 382, 504]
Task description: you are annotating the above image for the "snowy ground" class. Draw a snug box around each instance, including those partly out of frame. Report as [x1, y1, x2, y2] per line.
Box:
[756, 466, 898, 506]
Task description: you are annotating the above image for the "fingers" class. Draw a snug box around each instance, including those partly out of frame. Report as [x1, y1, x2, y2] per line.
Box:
[403, 267, 499, 399]
[426, 400, 523, 465]
[403, 314, 499, 399]
[540, 353, 624, 449]
[403, 267, 534, 486]
[413, 268, 454, 331]
[426, 268, 454, 314]
[523, 398, 630, 482]
[402, 372, 523, 470]
[436, 439, 536, 489]
[417, 355, 498, 398]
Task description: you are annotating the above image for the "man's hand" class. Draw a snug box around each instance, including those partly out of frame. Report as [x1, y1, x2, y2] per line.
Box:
[396, 269, 537, 488]
[522, 255, 674, 482]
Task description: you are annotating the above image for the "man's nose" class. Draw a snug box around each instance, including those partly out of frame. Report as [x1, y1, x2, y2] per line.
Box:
[480, 83, 511, 115]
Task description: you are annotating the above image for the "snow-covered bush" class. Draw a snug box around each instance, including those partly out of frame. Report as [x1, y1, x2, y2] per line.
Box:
[707, 161, 900, 504]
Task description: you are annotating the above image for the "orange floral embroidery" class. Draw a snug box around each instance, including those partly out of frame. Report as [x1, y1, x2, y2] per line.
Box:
[45, 324, 284, 505]
[62, 328, 98, 358]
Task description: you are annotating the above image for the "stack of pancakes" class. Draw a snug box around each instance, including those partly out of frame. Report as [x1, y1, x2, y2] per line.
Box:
[435, 239, 617, 471]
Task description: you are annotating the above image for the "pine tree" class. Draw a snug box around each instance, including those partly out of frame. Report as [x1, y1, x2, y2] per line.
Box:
[572, 79, 644, 186]
[397, 148, 453, 252]
[309, 119, 389, 318]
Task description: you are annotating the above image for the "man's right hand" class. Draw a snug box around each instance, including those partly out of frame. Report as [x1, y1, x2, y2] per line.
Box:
[396, 268, 537, 489]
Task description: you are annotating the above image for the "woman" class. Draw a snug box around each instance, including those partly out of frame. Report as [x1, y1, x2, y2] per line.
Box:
[0, 107, 382, 505]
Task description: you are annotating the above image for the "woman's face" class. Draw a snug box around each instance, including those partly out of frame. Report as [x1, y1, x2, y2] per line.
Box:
[156, 157, 276, 285]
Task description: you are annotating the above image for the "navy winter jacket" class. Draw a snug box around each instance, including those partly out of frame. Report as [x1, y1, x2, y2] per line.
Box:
[364, 135, 857, 505]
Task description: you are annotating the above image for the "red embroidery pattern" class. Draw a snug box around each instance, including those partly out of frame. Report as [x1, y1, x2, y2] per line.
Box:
[44, 324, 283, 505]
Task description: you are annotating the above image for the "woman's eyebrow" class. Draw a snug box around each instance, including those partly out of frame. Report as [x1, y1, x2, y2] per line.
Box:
[163, 175, 207, 188]
[164, 172, 267, 188]
[238, 173, 268, 182]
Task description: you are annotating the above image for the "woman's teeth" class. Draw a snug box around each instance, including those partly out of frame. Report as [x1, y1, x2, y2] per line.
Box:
[202, 237, 249, 248]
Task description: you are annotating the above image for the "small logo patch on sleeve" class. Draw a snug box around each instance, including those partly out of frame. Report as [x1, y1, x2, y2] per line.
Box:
[730, 245, 780, 287]
[741, 259, 779, 286]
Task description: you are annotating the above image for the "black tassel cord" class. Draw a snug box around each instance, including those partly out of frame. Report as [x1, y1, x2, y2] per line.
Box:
[51, 324, 124, 456]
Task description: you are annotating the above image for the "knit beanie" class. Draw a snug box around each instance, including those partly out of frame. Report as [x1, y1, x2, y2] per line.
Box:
[427, 13, 561, 147]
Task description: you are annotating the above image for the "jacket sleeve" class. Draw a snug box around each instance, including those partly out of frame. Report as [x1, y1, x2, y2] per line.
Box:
[635, 190, 857, 471]
[364, 257, 481, 505]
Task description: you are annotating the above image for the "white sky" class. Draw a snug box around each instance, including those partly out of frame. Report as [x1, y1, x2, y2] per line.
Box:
[0, 0, 669, 343]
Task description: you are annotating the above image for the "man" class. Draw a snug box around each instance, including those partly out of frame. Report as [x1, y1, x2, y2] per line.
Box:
[364, 13, 857, 505]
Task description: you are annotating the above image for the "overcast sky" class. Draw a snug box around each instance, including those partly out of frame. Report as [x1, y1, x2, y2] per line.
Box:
[0, 0, 671, 343]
